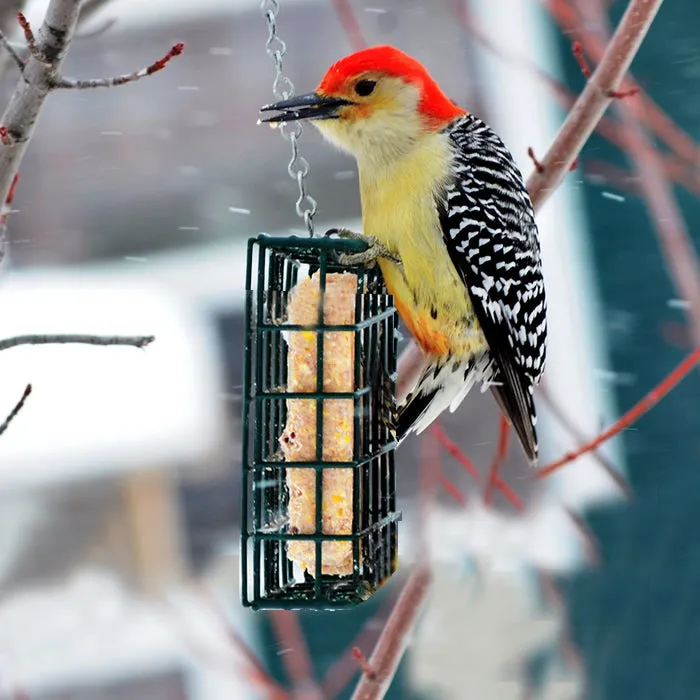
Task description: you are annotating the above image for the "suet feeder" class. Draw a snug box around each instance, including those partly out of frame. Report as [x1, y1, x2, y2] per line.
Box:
[240, 234, 401, 609]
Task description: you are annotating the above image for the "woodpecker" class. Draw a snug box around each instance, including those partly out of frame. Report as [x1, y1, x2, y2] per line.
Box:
[260, 45, 547, 463]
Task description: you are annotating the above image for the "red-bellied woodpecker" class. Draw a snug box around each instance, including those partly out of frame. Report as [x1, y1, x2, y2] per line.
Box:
[260, 45, 547, 464]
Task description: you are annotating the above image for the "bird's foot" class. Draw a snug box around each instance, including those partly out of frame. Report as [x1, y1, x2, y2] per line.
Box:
[326, 228, 401, 267]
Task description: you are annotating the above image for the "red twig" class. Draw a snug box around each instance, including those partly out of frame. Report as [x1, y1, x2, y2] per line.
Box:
[437, 470, 467, 506]
[608, 86, 640, 99]
[572, 40, 591, 77]
[148, 42, 185, 75]
[431, 422, 522, 510]
[330, 0, 367, 52]
[223, 629, 287, 699]
[527, 147, 545, 173]
[352, 647, 377, 680]
[321, 587, 400, 698]
[16, 12, 38, 59]
[537, 347, 700, 478]
[166, 589, 288, 700]
[484, 415, 510, 506]
[538, 380, 631, 496]
[268, 610, 323, 699]
[350, 565, 432, 700]
[430, 423, 481, 483]
[493, 475, 522, 510]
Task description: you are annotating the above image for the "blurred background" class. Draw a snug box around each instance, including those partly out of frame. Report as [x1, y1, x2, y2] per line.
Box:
[0, 0, 697, 698]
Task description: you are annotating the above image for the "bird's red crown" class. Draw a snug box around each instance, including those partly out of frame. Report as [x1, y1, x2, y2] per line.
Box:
[317, 45, 466, 126]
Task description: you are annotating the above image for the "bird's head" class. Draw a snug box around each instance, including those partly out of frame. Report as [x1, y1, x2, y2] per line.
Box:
[259, 45, 465, 164]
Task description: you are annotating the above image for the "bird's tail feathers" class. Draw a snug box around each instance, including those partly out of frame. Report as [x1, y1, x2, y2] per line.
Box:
[489, 369, 539, 465]
[396, 352, 491, 442]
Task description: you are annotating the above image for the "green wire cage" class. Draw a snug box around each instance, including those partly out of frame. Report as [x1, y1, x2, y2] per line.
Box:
[240, 234, 401, 609]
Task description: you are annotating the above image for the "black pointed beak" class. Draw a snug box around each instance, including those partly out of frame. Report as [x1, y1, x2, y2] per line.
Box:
[259, 92, 352, 123]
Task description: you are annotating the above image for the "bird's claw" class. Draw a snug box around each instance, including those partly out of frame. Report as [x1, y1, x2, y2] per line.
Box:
[325, 228, 401, 267]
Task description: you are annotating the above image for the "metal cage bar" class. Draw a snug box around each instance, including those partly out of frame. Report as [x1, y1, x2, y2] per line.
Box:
[241, 234, 401, 609]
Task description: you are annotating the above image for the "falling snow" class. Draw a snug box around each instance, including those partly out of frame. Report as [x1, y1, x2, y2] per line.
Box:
[601, 191, 625, 202]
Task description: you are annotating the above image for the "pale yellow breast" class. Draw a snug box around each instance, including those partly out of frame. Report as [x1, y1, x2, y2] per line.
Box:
[358, 135, 486, 357]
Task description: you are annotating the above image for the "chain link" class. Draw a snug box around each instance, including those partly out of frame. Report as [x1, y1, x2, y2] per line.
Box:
[261, 0, 317, 236]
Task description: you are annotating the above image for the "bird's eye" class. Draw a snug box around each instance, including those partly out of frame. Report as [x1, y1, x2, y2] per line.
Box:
[354, 79, 377, 97]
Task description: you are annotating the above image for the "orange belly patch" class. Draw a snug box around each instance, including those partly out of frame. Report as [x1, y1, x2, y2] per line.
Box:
[392, 294, 450, 357]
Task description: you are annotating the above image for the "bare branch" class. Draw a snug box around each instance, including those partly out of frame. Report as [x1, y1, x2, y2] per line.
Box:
[268, 610, 324, 699]
[545, 0, 700, 169]
[527, 146, 545, 173]
[54, 42, 184, 89]
[0, 0, 183, 261]
[0, 333, 155, 352]
[0, 383, 31, 437]
[576, 0, 700, 349]
[0, 27, 24, 70]
[16, 12, 40, 60]
[526, 0, 663, 209]
[0, 171, 18, 260]
[0, 0, 83, 236]
[350, 565, 431, 700]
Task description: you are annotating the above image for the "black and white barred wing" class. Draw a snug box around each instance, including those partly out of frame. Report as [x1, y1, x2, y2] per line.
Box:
[437, 115, 547, 462]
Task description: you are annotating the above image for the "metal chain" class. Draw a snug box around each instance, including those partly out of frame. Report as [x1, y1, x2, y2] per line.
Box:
[261, 0, 317, 237]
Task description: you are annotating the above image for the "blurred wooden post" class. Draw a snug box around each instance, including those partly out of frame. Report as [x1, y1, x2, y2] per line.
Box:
[122, 468, 183, 592]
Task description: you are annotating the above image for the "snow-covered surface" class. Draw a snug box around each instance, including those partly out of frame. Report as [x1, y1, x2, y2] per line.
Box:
[82, 218, 360, 313]
[400, 503, 585, 576]
[0, 569, 255, 700]
[410, 562, 583, 699]
[0, 269, 226, 491]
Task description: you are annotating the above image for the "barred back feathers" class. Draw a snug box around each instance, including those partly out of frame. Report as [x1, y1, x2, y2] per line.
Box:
[397, 114, 547, 463]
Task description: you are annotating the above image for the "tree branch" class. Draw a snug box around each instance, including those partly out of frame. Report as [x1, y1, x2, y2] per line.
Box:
[267, 610, 324, 700]
[0, 382, 30, 437]
[0, 0, 83, 233]
[54, 42, 184, 89]
[350, 565, 431, 700]
[575, 0, 700, 349]
[0, 1, 183, 260]
[0, 333, 155, 352]
[0, 27, 23, 69]
[526, 0, 664, 209]
[458, 7, 700, 198]
[545, 0, 700, 169]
